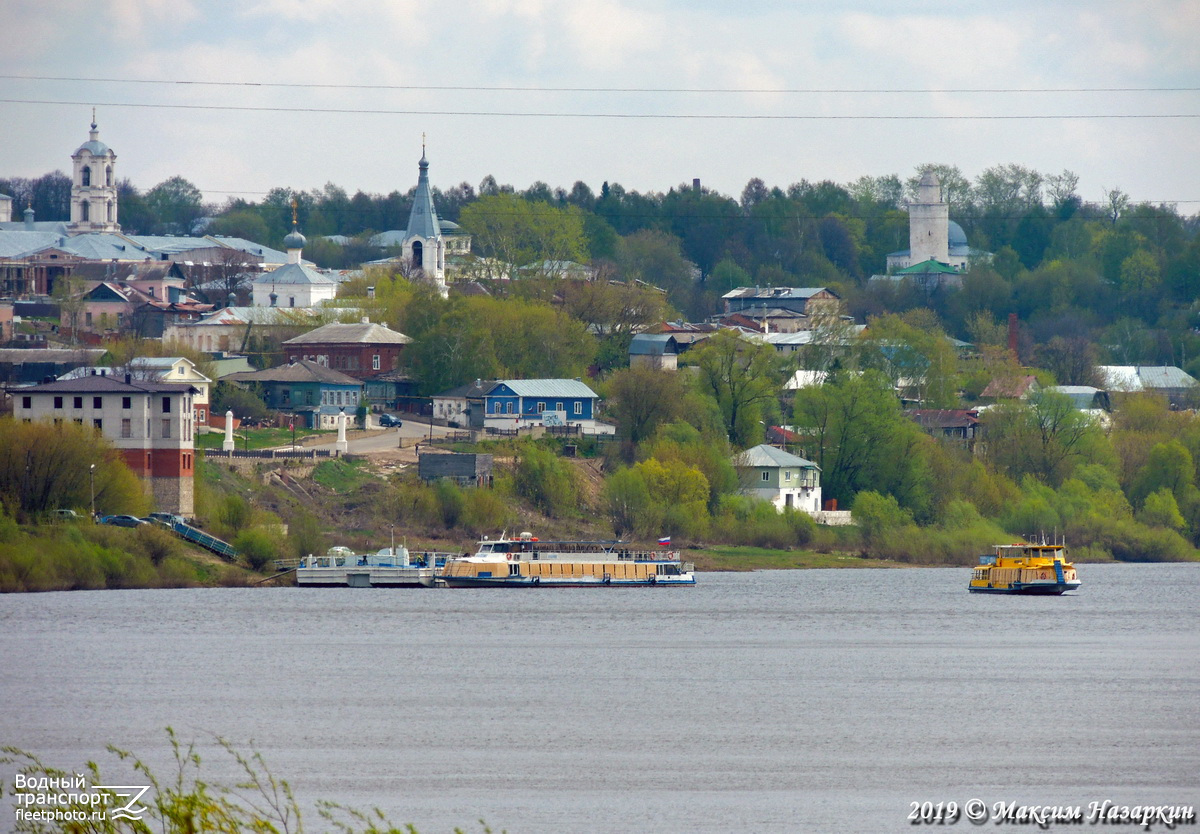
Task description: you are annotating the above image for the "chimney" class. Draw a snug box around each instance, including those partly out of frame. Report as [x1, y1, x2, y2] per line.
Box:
[124, 373, 131, 384]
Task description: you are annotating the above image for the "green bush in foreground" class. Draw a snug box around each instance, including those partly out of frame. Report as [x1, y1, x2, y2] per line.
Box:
[1, 728, 501, 834]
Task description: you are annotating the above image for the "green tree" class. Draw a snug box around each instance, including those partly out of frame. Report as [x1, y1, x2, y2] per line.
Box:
[690, 330, 783, 447]
[460, 193, 588, 272]
[145, 175, 206, 235]
[980, 391, 1106, 486]
[514, 445, 579, 518]
[0, 419, 147, 520]
[792, 369, 933, 518]
[606, 366, 687, 445]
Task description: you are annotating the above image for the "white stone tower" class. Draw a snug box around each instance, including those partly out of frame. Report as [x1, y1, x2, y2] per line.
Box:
[69, 112, 120, 234]
[908, 169, 949, 265]
[401, 141, 448, 297]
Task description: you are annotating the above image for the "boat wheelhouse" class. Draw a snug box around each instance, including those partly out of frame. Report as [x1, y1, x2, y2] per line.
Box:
[441, 532, 695, 587]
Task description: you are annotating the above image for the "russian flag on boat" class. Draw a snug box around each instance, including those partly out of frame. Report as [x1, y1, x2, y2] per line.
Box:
[657, 536, 671, 546]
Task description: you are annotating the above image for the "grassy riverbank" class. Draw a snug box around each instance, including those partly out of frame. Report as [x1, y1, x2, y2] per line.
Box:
[688, 545, 902, 571]
[0, 516, 254, 593]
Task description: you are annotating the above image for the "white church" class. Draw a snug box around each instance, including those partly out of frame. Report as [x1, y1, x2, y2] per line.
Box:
[886, 170, 987, 273]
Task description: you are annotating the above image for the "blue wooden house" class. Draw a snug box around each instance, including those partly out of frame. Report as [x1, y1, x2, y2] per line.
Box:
[473, 379, 612, 434]
[225, 358, 364, 429]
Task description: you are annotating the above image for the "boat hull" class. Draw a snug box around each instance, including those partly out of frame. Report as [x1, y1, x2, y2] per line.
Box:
[968, 581, 1081, 595]
[440, 574, 694, 588]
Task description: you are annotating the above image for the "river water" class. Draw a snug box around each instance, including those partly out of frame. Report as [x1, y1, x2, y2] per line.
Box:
[1, 564, 1197, 833]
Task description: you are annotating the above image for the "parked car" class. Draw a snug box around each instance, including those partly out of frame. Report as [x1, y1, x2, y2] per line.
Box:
[101, 514, 149, 528]
[51, 509, 81, 520]
[147, 512, 186, 527]
[379, 413, 403, 428]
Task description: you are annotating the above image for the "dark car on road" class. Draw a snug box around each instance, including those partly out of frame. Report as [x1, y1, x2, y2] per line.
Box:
[378, 413, 403, 427]
[101, 514, 149, 528]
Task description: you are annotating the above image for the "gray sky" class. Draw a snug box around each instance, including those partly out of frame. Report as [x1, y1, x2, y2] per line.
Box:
[2, 0, 1197, 210]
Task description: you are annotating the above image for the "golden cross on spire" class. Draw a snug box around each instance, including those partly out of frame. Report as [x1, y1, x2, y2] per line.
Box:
[291, 197, 298, 227]
[422, 132, 426, 155]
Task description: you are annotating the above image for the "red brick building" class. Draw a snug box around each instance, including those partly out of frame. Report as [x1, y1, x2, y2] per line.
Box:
[282, 318, 412, 378]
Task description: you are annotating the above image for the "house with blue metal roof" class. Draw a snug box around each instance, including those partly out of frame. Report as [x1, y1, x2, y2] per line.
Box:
[474, 378, 613, 434]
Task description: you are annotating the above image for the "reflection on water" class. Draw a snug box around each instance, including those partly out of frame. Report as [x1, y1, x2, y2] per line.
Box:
[2, 564, 1198, 833]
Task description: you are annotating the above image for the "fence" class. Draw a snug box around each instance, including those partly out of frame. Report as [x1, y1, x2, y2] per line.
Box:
[200, 448, 338, 460]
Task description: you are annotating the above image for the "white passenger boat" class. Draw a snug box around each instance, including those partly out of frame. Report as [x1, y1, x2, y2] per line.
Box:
[441, 532, 696, 587]
[296, 546, 437, 588]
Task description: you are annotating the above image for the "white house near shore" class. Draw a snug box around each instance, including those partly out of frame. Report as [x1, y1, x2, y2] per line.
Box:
[734, 444, 823, 514]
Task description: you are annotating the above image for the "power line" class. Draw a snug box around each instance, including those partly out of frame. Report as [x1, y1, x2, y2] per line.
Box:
[2, 74, 1197, 94]
[2, 97, 1196, 120]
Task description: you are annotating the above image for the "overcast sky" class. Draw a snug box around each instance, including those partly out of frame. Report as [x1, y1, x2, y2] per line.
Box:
[2, 0, 1197, 211]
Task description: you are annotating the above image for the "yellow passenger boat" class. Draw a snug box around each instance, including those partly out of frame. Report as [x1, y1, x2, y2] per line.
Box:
[441, 532, 696, 587]
[968, 543, 1081, 595]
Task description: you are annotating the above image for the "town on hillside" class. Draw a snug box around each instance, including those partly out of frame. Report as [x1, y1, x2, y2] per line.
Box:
[2, 118, 1200, 589]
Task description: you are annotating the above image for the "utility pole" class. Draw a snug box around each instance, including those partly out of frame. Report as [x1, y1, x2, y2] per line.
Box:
[89, 463, 96, 520]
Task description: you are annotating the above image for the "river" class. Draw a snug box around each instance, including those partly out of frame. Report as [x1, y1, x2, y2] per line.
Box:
[1, 564, 1197, 833]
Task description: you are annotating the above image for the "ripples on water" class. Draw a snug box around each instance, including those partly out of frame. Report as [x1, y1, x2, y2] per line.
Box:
[1, 564, 1197, 833]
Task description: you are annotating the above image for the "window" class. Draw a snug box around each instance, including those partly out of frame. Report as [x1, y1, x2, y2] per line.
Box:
[761, 471, 769, 481]
[80, 201, 89, 221]
[122, 396, 131, 409]
[93, 419, 102, 431]
[536, 401, 546, 413]
[121, 418, 132, 438]
[105, 165, 112, 186]
[162, 419, 171, 439]
[106, 200, 113, 222]
[85, 312, 93, 326]
[573, 401, 582, 415]
[335, 391, 342, 406]
[506, 402, 514, 414]
[288, 297, 295, 308]
[74, 418, 83, 425]
[93, 397, 102, 409]
[161, 396, 171, 413]
[785, 471, 792, 482]
[81, 166, 91, 186]
[177, 367, 184, 375]
[21, 396, 30, 409]
[74, 396, 83, 409]
[555, 401, 563, 412]
[372, 354, 380, 370]
[282, 389, 291, 405]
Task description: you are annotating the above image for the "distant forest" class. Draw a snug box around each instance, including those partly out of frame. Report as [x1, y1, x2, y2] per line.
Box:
[4, 163, 1198, 372]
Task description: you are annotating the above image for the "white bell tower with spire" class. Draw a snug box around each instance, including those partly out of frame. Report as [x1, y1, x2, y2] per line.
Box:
[401, 136, 448, 297]
[69, 110, 120, 234]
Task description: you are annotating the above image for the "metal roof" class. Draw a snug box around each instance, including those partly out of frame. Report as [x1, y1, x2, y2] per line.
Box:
[405, 152, 442, 240]
[629, 334, 677, 356]
[491, 379, 598, 399]
[721, 287, 835, 300]
[283, 321, 411, 345]
[252, 262, 336, 286]
[1099, 365, 1199, 392]
[225, 359, 362, 386]
[736, 444, 819, 469]
[14, 374, 196, 395]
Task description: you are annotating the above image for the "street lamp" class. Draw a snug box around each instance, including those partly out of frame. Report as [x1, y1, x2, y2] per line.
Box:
[89, 463, 96, 520]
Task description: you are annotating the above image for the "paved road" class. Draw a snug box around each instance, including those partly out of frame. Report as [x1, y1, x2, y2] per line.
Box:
[304, 417, 453, 455]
